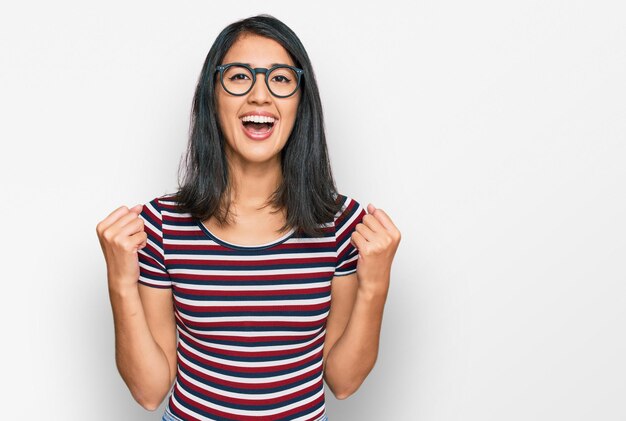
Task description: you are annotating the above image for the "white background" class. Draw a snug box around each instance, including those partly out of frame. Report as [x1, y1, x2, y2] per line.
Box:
[1, 1, 625, 420]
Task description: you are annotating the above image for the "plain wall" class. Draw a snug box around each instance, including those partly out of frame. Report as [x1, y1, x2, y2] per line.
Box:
[1, 0, 625, 420]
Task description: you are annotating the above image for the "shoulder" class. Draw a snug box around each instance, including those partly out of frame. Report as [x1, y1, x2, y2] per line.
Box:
[144, 192, 179, 213]
[140, 192, 180, 226]
[333, 192, 366, 230]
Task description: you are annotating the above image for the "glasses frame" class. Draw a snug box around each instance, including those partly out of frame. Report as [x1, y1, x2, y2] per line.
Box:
[215, 62, 304, 98]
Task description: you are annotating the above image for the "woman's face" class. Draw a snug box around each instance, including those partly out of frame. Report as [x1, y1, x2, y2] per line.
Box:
[215, 34, 301, 167]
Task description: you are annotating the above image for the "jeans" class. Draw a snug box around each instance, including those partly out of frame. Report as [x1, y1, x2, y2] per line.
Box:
[162, 410, 182, 421]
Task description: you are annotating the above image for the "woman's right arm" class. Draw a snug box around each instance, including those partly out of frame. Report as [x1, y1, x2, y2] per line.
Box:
[97, 205, 177, 411]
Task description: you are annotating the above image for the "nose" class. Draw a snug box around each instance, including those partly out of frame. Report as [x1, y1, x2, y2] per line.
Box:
[247, 72, 272, 105]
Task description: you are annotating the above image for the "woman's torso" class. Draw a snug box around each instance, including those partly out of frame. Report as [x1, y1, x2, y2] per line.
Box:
[141, 194, 361, 420]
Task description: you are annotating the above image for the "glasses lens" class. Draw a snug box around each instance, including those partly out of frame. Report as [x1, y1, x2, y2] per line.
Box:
[268, 66, 299, 97]
[222, 65, 254, 95]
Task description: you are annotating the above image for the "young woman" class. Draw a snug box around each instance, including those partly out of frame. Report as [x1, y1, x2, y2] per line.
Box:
[96, 14, 401, 421]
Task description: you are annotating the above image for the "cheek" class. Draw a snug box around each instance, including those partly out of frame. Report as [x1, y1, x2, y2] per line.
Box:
[215, 96, 237, 132]
[282, 100, 300, 127]
[286, 107, 299, 130]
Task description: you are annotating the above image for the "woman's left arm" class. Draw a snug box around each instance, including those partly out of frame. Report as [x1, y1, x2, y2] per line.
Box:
[323, 204, 401, 399]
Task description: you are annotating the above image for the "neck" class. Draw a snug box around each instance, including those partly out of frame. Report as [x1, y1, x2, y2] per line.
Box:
[226, 153, 283, 212]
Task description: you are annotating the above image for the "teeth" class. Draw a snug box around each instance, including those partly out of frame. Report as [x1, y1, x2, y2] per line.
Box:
[242, 115, 276, 124]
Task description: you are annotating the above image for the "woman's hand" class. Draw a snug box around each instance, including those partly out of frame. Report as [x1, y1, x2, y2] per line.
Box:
[351, 203, 401, 296]
[96, 204, 147, 292]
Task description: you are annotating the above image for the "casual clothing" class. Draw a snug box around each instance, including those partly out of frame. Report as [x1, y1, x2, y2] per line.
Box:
[162, 409, 328, 421]
[139, 193, 365, 421]
[162, 408, 328, 421]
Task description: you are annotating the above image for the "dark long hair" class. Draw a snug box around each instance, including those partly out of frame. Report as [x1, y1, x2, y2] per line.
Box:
[170, 14, 344, 238]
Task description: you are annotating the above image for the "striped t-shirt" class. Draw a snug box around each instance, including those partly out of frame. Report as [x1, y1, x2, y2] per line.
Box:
[137, 193, 366, 421]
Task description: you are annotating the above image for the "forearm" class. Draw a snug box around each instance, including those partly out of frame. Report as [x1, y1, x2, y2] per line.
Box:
[108, 282, 172, 410]
[324, 283, 388, 399]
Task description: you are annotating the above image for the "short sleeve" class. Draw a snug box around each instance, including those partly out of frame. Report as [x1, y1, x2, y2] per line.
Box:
[137, 198, 172, 288]
[334, 195, 367, 277]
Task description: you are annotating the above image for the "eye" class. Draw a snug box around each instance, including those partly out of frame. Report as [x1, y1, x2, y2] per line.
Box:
[272, 75, 291, 83]
[229, 73, 250, 81]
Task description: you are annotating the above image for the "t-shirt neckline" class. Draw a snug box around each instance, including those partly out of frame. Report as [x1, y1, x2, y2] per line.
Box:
[196, 219, 296, 251]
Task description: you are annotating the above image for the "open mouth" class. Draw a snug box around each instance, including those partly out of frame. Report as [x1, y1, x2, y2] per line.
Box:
[241, 120, 275, 134]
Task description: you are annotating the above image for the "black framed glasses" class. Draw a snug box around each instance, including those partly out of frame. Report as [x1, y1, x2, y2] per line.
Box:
[215, 62, 304, 98]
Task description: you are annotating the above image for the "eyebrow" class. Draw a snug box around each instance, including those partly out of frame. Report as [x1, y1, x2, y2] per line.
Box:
[241, 62, 288, 67]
